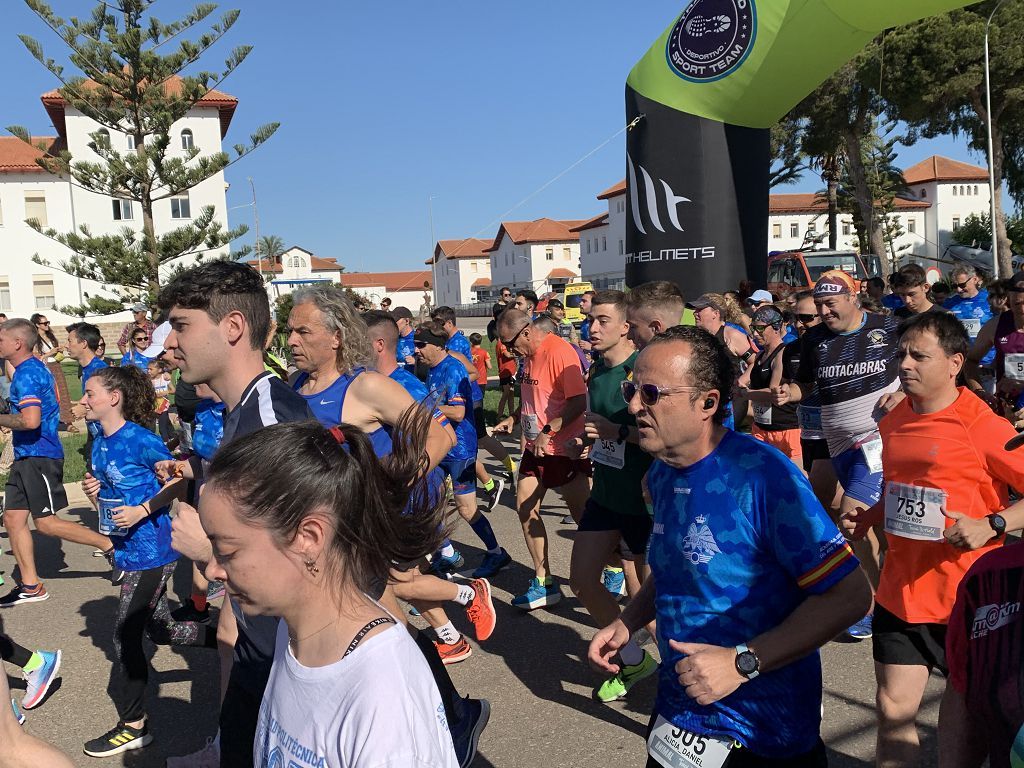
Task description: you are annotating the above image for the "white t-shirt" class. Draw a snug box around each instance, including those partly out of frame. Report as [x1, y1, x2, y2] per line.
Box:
[254, 619, 458, 768]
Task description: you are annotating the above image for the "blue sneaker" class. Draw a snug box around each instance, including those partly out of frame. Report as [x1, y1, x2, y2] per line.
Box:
[472, 548, 512, 579]
[512, 578, 561, 610]
[429, 551, 465, 579]
[602, 568, 626, 600]
[10, 698, 25, 726]
[451, 697, 490, 768]
[846, 614, 873, 641]
[21, 649, 61, 709]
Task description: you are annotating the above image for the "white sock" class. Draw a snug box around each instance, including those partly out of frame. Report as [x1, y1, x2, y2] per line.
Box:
[436, 622, 461, 645]
[440, 544, 456, 558]
[618, 638, 644, 667]
[454, 584, 476, 606]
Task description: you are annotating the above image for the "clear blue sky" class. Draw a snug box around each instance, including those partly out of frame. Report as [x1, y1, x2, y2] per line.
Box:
[1, 1, 985, 272]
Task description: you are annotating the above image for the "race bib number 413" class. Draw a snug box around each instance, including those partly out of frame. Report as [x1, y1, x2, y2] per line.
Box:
[647, 715, 733, 768]
[883, 482, 947, 542]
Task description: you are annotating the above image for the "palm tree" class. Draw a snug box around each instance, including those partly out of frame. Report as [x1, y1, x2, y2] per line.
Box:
[256, 235, 285, 266]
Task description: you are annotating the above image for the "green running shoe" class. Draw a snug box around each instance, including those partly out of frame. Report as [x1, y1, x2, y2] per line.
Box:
[596, 650, 658, 703]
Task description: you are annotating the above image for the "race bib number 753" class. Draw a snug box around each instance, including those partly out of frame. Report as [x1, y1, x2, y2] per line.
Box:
[647, 715, 733, 768]
[883, 482, 947, 542]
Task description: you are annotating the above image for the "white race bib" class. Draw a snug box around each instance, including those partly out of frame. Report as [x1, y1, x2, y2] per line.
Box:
[647, 715, 733, 768]
[591, 438, 625, 469]
[522, 414, 540, 440]
[861, 437, 883, 474]
[753, 402, 772, 426]
[883, 482, 947, 542]
[961, 317, 982, 336]
[1005, 353, 1024, 382]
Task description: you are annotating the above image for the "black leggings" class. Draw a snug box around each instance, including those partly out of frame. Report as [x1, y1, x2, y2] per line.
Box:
[0, 633, 32, 668]
[110, 562, 217, 722]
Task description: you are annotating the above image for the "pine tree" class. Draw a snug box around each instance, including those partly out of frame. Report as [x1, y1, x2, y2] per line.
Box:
[7, 0, 278, 316]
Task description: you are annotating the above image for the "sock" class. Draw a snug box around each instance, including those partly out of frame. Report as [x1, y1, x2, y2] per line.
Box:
[541, 576, 553, 586]
[469, 516, 499, 551]
[487, 545, 503, 555]
[605, 566, 624, 575]
[191, 592, 208, 612]
[483, 478, 495, 492]
[618, 638, 645, 667]
[454, 584, 476, 606]
[503, 455, 516, 472]
[436, 622, 461, 646]
[22, 652, 44, 674]
[440, 542, 456, 559]
[21, 583, 39, 592]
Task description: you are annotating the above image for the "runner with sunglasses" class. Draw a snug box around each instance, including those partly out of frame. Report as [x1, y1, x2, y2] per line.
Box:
[589, 325, 869, 768]
[944, 265, 994, 389]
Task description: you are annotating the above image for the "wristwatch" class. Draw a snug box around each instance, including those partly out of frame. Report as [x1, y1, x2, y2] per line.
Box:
[541, 424, 553, 435]
[617, 424, 630, 442]
[988, 513, 1007, 537]
[734, 643, 760, 680]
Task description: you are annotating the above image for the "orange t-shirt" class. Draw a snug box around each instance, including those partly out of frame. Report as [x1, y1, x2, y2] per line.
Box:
[496, 339, 517, 378]
[874, 388, 1024, 624]
[471, 347, 490, 386]
[520, 332, 587, 456]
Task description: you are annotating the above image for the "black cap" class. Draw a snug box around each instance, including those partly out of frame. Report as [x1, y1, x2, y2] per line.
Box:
[547, 298, 564, 309]
[1009, 271, 1024, 291]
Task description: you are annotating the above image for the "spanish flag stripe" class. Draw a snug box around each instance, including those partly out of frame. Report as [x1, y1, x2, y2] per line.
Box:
[797, 545, 854, 590]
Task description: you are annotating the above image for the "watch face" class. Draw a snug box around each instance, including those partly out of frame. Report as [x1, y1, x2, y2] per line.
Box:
[737, 652, 758, 675]
[992, 514, 1007, 533]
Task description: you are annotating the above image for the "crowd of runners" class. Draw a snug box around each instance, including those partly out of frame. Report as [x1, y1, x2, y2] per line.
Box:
[0, 257, 1022, 767]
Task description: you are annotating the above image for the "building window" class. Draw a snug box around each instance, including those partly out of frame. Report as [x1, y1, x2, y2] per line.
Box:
[920, 188, 927, 198]
[807, 221, 816, 232]
[953, 186, 958, 196]
[772, 223, 781, 238]
[618, 240, 624, 255]
[181, 129, 195, 151]
[95, 128, 111, 150]
[126, 134, 136, 150]
[170, 194, 191, 219]
[0, 278, 9, 312]
[960, 185, 966, 195]
[545, 248, 553, 261]
[586, 239, 591, 254]
[32, 276, 55, 310]
[952, 217, 961, 231]
[789, 222, 799, 238]
[112, 198, 134, 220]
[908, 218, 916, 234]
[974, 185, 979, 195]
[24, 191, 47, 228]
[287, 255, 306, 268]
[842, 222, 851, 235]
[471, 261, 478, 273]
[563, 247, 570, 260]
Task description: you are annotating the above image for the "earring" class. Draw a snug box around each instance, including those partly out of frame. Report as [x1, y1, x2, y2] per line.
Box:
[304, 558, 320, 576]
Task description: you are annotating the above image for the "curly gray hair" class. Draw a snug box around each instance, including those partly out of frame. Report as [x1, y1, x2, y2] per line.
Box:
[291, 284, 372, 373]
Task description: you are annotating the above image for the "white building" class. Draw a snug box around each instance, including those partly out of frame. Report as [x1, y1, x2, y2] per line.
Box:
[428, 237, 494, 307]
[0, 78, 235, 324]
[579, 155, 992, 287]
[486, 218, 589, 296]
[245, 246, 344, 300]
[340, 270, 433, 310]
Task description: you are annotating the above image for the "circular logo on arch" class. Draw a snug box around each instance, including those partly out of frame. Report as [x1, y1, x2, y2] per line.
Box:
[666, 0, 756, 83]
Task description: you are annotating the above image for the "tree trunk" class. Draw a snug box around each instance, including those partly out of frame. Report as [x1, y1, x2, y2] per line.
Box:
[992, 127, 1013, 277]
[843, 130, 888, 275]
[827, 176, 839, 250]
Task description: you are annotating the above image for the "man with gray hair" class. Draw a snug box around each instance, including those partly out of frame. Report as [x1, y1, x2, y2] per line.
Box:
[944, 264, 993, 374]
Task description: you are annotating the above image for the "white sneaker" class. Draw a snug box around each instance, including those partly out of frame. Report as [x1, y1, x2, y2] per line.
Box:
[166, 738, 219, 768]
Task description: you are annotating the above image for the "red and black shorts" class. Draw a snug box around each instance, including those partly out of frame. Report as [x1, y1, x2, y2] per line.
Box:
[519, 450, 591, 489]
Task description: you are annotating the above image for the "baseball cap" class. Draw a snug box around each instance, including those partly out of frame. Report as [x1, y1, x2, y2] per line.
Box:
[1008, 271, 1024, 292]
[751, 306, 784, 328]
[131, 302, 148, 313]
[746, 289, 773, 305]
[813, 270, 858, 298]
[142, 321, 171, 359]
[547, 298, 564, 310]
[686, 294, 722, 313]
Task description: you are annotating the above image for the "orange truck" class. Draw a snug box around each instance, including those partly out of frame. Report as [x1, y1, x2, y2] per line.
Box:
[766, 250, 878, 298]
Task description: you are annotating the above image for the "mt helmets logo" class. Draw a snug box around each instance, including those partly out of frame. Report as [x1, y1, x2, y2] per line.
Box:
[666, 0, 756, 83]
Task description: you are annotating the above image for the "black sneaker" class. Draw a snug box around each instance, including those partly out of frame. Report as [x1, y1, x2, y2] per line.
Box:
[83, 721, 152, 757]
[483, 477, 505, 512]
[451, 697, 490, 768]
[102, 549, 126, 587]
[171, 600, 211, 624]
[0, 583, 49, 608]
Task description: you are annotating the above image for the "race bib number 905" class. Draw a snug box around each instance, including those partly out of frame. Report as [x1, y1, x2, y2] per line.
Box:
[647, 715, 733, 768]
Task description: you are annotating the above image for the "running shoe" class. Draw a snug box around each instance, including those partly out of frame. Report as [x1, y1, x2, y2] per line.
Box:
[472, 548, 512, 579]
[21, 649, 61, 709]
[92, 548, 106, 557]
[102, 549, 125, 587]
[561, 515, 575, 525]
[83, 721, 152, 757]
[0, 583, 48, 607]
[429, 551, 465, 579]
[483, 477, 505, 512]
[434, 636, 472, 665]
[452, 697, 491, 768]
[846, 614, 873, 641]
[206, 580, 226, 601]
[511, 578, 562, 611]
[465, 579, 496, 642]
[11, 698, 25, 726]
[171, 600, 210, 624]
[595, 651, 658, 703]
[602, 567, 626, 600]
[166, 737, 220, 767]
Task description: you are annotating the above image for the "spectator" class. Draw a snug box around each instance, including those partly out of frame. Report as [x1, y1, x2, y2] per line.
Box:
[116, 304, 155, 356]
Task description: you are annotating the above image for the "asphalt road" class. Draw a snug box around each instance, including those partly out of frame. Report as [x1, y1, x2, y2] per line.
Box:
[0, 451, 943, 767]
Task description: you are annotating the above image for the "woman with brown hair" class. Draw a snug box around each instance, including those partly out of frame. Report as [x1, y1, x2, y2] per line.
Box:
[29, 314, 72, 428]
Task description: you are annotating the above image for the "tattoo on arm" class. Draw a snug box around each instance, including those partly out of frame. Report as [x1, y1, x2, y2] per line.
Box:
[0, 413, 30, 430]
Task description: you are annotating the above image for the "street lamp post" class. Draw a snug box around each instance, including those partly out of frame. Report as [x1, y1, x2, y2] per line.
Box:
[984, 0, 1007, 278]
[248, 177, 262, 280]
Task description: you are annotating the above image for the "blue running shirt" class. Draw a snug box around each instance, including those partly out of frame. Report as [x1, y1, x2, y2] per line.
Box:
[427, 355, 476, 461]
[192, 399, 225, 462]
[91, 420, 176, 571]
[10, 357, 62, 460]
[120, 349, 150, 373]
[646, 430, 858, 757]
[293, 369, 392, 457]
[81, 356, 109, 439]
[446, 330, 483, 403]
[945, 290, 994, 365]
[397, 331, 417, 373]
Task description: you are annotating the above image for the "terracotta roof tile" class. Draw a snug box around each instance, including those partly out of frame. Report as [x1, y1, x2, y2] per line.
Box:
[547, 268, 578, 279]
[470, 278, 492, 289]
[484, 218, 590, 252]
[768, 193, 930, 214]
[597, 179, 626, 199]
[340, 270, 432, 293]
[570, 212, 608, 232]
[903, 155, 988, 184]
[0, 136, 62, 174]
[433, 237, 494, 263]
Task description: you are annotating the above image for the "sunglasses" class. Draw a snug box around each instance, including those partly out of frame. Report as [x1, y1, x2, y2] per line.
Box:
[37, 321, 50, 326]
[500, 324, 529, 350]
[133, 336, 148, 342]
[955, 280, 972, 289]
[750, 324, 770, 334]
[796, 313, 817, 323]
[620, 380, 700, 406]
[414, 341, 428, 349]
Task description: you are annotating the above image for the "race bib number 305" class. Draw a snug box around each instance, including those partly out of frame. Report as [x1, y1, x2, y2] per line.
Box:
[647, 715, 733, 768]
[883, 482, 947, 542]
